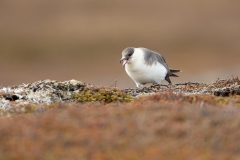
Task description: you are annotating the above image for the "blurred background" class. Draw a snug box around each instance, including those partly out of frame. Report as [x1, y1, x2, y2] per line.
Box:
[0, 0, 239, 88]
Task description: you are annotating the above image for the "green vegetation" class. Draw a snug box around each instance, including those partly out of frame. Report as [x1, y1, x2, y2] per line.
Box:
[72, 86, 133, 103]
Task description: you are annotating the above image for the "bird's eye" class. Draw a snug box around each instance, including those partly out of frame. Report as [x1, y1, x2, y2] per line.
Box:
[128, 53, 133, 56]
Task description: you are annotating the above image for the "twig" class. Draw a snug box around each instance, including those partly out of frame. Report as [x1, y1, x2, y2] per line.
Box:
[174, 82, 200, 86]
[110, 79, 118, 87]
[114, 79, 117, 87]
[150, 84, 169, 87]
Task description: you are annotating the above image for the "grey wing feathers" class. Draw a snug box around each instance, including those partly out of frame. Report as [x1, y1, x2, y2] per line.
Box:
[170, 73, 179, 77]
[141, 47, 181, 80]
[141, 48, 169, 70]
[169, 69, 181, 77]
[169, 69, 182, 73]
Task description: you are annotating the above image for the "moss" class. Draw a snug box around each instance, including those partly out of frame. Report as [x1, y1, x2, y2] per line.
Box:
[72, 86, 133, 103]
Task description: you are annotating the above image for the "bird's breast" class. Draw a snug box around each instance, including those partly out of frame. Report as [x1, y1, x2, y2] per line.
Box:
[125, 61, 168, 84]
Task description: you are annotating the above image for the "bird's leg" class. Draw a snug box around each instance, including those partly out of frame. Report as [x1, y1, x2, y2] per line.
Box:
[152, 83, 159, 86]
[136, 83, 144, 88]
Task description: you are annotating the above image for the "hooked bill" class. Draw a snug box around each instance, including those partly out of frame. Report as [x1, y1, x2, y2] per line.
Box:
[122, 59, 128, 67]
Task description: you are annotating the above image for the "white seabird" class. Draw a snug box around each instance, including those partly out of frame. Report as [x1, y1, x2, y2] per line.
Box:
[120, 47, 181, 87]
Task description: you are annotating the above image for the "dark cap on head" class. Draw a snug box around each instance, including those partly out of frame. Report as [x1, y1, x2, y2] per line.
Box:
[120, 47, 135, 67]
[122, 47, 135, 57]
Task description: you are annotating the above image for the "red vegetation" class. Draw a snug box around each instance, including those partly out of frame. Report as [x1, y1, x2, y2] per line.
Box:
[0, 92, 240, 159]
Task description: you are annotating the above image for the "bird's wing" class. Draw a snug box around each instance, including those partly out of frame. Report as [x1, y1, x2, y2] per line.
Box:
[140, 48, 169, 70]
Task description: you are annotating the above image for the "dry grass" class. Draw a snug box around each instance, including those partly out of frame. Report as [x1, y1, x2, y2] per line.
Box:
[0, 92, 240, 159]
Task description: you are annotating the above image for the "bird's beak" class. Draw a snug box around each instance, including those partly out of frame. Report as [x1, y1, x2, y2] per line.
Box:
[119, 57, 128, 67]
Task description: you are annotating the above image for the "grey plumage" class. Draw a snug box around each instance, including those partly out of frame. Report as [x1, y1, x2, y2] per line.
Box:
[139, 47, 181, 84]
[122, 47, 134, 57]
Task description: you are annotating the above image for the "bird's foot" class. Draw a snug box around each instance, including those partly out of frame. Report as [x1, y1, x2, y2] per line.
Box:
[136, 83, 145, 88]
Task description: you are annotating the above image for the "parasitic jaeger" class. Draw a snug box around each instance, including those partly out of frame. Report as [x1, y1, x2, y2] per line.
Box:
[120, 47, 181, 87]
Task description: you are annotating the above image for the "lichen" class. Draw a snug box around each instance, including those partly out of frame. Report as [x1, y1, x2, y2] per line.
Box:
[0, 77, 240, 109]
[124, 76, 240, 97]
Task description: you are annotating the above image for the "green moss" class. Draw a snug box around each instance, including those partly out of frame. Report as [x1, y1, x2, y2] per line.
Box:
[22, 105, 37, 113]
[72, 87, 133, 103]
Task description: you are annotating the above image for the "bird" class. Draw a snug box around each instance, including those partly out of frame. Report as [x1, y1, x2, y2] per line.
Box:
[120, 47, 181, 87]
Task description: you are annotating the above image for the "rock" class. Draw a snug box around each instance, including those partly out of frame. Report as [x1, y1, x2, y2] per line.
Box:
[0, 77, 240, 109]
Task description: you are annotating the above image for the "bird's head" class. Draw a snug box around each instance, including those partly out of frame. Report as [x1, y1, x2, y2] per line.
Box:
[120, 47, 135, 67]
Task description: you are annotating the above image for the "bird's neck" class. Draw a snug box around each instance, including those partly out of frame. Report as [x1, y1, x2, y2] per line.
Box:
[125, 59, 143, 72]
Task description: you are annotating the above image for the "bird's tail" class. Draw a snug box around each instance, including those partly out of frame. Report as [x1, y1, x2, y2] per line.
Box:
[169, 69, 182, 77]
